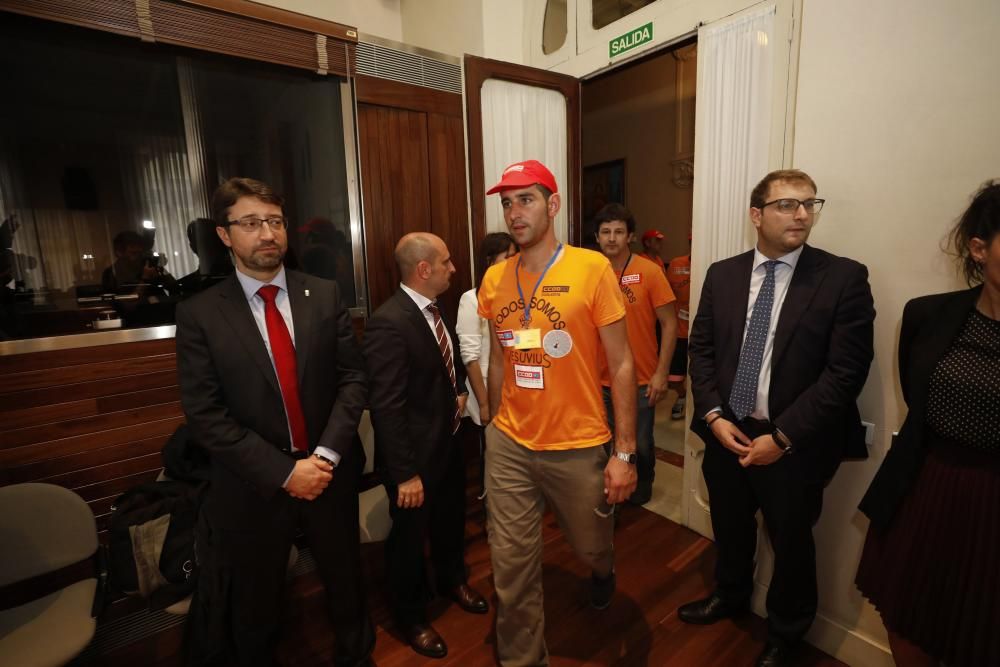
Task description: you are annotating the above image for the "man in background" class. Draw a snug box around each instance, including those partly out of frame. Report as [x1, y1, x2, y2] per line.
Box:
[666, 235, 692, 419]
[594, 203, 678, 505]
[638, 228, 667, 272]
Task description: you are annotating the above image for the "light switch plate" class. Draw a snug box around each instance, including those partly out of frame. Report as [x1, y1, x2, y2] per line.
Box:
[862, 421, 875, 446]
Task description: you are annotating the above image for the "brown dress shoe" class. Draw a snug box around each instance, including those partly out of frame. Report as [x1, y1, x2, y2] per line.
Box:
[403, 623, 447, 659]
[449, 583, 489, 614]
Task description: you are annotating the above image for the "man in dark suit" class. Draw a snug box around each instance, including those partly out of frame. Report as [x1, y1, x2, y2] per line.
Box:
[176, 177, 373, 666]
[363, 232, 488, 660]
[679, 169, 875, 667]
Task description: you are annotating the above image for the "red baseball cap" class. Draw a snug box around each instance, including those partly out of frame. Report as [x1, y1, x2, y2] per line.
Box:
[487, 160, 559, 195]
[641, 230, 665, 241]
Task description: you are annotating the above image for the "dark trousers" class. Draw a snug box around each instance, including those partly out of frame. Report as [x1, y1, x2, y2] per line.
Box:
[186, 451, 374, 667]
[701, 420, 827, 647]
[384, 434, 467, 627]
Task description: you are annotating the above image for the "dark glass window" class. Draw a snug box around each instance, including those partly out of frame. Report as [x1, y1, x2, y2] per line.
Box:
[593, 0, 658, 30]
[0, 14, 357, 341]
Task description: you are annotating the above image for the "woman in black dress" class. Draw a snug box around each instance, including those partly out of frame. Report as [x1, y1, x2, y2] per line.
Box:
[857, 180, 1000, 666]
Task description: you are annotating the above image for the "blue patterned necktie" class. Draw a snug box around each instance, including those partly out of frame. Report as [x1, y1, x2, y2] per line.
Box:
[729, 260, 779, 420]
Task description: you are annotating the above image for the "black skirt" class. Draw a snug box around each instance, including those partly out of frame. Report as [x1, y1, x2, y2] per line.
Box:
[856, 438, 1000, 667]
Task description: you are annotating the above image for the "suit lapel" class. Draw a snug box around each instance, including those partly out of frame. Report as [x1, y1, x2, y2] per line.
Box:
[397, 289, 441, 352]
[772, 245, 826, 367]
[217, 274, 281, 394]
[286, 271, 312, 383]
[396, 289, 454, 386]
[727, 251, 755, 356]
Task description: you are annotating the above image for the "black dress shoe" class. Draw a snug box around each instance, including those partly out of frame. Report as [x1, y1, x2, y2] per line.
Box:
[590, 570, 616, 610]
[755, 642, 794, 667]
[677, 593, 749, 625]
[403, 623, 447, 659]
[449, 583, 489, 614]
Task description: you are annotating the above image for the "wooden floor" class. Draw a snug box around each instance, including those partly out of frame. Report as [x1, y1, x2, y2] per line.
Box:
[97, 484, 845, 667]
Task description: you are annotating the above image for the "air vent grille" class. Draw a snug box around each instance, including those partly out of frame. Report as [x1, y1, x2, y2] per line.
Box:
[356, 42, 462, 94]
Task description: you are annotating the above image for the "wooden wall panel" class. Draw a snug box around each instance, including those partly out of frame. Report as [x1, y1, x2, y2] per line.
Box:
[0, 339, 183, 532]
[427, 112, 473, 317]
[2, 370, 179, 412]
[355, 76, 471, 315]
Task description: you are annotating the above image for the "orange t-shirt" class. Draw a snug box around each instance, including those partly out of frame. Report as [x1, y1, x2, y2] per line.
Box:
[600, 254, 675, 387]
[666, 255, 691, 338]
[478, 246, 625, 450]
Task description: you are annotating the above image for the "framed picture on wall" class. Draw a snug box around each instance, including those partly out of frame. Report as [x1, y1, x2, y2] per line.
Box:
[582, 158, 626, 249]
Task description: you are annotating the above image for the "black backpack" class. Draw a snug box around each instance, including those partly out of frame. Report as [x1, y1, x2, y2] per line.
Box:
[107, 480, 204, 610]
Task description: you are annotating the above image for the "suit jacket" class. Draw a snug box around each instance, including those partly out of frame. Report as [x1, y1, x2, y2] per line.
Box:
[363, 288, 467, 486]
[175, 270, 367, 528]
[859, 285, 982, 530]
[689, 244, 875, 480]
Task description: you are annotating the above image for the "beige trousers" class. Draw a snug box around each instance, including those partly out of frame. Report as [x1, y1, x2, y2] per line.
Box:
[484, 424, 615, 667]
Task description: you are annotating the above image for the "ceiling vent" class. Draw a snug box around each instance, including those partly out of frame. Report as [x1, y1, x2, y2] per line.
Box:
[356, 41, 462, 95]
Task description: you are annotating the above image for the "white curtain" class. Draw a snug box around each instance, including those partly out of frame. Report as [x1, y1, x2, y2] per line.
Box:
[118, 133, 203, 278]
[691, 4, 776, 266]
[480, 79, 568, 242]
[683, 2, 777, 540]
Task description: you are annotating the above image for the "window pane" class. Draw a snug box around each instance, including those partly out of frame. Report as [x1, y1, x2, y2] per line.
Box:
[593, 0, 658, 30]
[543, 0, 568, 55]
[0, 14, 357, 341]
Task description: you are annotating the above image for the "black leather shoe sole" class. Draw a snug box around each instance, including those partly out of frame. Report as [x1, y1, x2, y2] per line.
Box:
[677, 596, 749, 625]
[453, 598, 489, 614]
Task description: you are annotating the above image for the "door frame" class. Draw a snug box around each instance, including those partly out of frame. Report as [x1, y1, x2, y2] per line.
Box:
[463, 55, 582, 257]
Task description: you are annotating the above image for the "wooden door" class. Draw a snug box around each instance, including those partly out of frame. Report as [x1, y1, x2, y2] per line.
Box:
[355, 75, 470, 316]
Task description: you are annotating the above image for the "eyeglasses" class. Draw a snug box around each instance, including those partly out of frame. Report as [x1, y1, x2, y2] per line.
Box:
[225, 215, 288, 233]
[759, 198, 826, 214]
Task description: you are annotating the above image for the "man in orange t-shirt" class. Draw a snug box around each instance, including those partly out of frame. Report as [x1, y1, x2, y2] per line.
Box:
[478, 160, 636, 666]
[639, 228, 667, 272]
[667, 239, 692, 420]
[594, 204, 677, 505]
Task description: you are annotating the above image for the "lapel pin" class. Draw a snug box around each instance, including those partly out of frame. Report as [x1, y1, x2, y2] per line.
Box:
[304, 289, 310, 297]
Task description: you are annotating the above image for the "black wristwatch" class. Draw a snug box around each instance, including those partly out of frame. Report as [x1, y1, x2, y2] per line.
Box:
[771, 427, 794, 455]
[314, 453, 337, 467]
[613, 450, 637, 465]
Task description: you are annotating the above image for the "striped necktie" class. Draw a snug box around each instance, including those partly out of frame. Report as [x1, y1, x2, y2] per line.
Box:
[427, 303, 462, 433]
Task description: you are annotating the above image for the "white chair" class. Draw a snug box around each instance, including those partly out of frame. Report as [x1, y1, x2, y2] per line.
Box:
[357, 410, 392, 543]
[0, 483, 98, 666]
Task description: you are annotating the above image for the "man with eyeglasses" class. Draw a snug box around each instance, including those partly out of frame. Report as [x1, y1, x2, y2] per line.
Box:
[679, 169, 874, 667]
[176, 177, 374, 666]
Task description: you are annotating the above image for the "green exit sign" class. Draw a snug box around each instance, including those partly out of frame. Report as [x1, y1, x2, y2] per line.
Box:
[609, 22, 653, 58]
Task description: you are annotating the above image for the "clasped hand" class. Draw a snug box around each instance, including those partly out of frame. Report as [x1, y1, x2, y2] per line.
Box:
[708, 418, 784, 467]
[286, 456, 333, 500]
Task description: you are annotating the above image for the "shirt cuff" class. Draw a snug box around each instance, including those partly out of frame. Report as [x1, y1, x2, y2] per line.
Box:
[705, 406, 722, 421]
[314, 446, 341, 466]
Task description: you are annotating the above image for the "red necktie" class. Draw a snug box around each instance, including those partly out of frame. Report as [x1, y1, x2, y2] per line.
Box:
[427, 303, 462, 433]
[257, 285, 309, 452]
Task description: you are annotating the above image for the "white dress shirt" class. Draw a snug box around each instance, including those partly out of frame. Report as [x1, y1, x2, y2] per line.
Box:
[741, 245, 803, 420]
[455, 288, 490, 425]
[235, 267, 339, 481]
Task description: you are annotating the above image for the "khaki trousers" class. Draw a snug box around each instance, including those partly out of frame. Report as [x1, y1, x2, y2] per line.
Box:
[485, 424, 615, 667]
